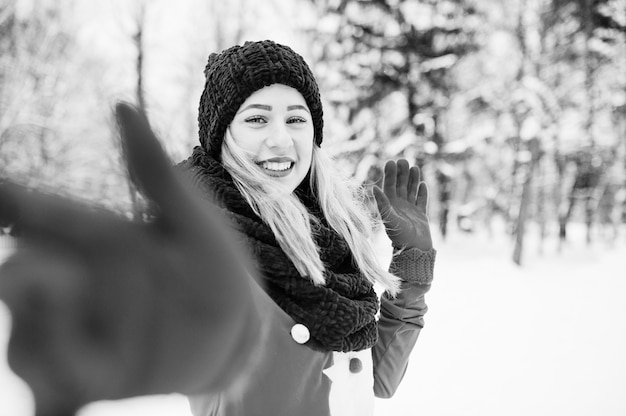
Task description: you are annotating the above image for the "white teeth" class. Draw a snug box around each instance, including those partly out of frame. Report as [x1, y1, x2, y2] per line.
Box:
[262, 161, 292, 171]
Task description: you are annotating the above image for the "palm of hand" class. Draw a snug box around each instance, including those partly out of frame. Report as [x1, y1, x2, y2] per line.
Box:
[373, 159, 433, 251]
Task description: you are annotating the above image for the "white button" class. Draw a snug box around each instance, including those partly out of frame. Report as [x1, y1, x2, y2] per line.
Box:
[290, 323, 310, 344]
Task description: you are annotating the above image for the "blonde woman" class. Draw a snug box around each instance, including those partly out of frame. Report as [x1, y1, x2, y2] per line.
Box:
[178, 40, 436, 416]
[0, 40, 435, 416]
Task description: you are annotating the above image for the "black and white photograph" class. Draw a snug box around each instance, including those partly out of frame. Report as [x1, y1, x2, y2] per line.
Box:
[1, 0, 625, 415]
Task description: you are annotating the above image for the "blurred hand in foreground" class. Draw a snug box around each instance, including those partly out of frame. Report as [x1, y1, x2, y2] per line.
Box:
[373, 159, 433, 252]
[0, 103, 264, 416]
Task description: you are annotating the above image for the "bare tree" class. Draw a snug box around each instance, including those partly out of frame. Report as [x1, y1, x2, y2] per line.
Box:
[0, 0, 77, 189]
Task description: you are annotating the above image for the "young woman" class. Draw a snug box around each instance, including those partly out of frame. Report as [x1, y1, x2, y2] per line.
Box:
[177, 39, 436, 416]
[0, 40, 434, 416]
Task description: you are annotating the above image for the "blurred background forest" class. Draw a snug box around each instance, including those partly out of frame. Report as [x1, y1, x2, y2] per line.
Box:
[1, 0, 625, 265]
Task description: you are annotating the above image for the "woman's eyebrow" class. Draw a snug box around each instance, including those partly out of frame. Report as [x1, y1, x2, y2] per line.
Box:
[287, 105, 310, 113]
[237, 104, 272, 113]
[237, 104, 310, 114]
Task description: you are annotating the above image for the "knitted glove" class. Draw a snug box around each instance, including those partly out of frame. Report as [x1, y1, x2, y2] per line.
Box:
[0, 103, 264, 416]
[389, 247, 436, 285]
[373, 159, 433, 252]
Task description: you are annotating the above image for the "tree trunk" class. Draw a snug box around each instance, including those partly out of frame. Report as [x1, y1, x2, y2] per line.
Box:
[134, 3, 146, 112]
[582, 0, 595, 148]
[559, 191, 575, 243]
[512, 169, 531, 265]
[513, 138, 541, 265]
[535, 157, 547, 255]
[129, 3, 147, 221]
[509, 0, 528, 240]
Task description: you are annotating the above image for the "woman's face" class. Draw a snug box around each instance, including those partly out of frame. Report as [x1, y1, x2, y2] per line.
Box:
[228, 84, 314, 193]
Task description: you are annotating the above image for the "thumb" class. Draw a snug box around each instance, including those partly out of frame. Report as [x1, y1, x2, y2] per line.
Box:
[115, 103, 193, 225]
[373, 186, 393, 222]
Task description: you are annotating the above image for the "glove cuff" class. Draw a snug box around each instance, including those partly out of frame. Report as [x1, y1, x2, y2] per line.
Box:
[389, 247, 436, 285]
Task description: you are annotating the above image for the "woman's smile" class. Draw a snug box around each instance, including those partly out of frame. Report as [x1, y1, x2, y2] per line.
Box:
[256, 157, 296, 177]
[228, 84, 314, 192]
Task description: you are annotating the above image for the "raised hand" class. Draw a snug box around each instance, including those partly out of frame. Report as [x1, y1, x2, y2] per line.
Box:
[0, 103, 264, 416]
[373, 159, 433, 252]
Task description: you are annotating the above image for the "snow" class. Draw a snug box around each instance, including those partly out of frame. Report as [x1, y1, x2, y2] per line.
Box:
[1, 223, 625, 416]
[375, 223, 626, 416]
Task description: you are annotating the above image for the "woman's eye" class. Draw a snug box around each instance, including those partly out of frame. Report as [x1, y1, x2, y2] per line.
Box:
[287, 116, 307, 124]
[245, 116, 267, 124]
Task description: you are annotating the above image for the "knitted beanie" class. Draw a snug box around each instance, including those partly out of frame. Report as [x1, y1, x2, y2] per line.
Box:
[198, 40, 324, 159]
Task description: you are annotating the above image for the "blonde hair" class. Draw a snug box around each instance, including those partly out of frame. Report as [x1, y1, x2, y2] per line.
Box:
[221, 131, 400, 295]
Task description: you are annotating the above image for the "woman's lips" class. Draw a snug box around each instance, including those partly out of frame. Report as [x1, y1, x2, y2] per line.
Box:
[257, 158, 295, 178]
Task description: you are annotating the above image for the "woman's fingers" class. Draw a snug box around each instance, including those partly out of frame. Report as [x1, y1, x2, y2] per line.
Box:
[416, 181, 429, 211]
[381, 159, 420, 203]
[373, 186, 392, 222]
[116, 102, 178, 204]
[0, 183, 119, 248]
[407, 166, 420, 203]
[0, 248, 90, 416]
[115, 103, 199, 231]
[395, 159, 410, 200]
[382, 160, 397, 199]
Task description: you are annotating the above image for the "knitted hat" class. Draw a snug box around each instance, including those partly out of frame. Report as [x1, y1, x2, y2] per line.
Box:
[198, 40, 324, 159]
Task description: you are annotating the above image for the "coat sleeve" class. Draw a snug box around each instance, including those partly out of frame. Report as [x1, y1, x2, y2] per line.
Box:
[372, 247, 436, 398]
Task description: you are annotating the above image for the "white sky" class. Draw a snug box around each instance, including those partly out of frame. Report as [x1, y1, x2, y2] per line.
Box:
[64, 0, 319, 158]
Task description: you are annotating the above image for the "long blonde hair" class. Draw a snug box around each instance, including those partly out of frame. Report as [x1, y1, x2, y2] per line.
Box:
[221, 131, 400, 295]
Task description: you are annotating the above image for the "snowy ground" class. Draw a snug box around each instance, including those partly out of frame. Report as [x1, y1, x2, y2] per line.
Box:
[1, 222, 625, 416]
[375, 223, 626, 416]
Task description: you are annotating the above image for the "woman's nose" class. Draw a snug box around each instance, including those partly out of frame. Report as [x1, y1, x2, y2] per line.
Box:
[266, 123, 292, 148]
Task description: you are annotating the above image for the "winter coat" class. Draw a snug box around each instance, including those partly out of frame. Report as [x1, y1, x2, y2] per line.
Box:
[188, 247, 435, 416]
